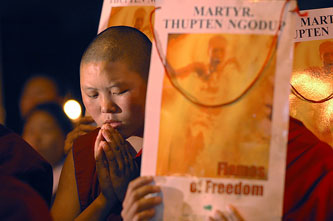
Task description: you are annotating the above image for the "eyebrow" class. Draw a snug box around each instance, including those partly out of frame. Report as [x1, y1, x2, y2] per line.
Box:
[82, 86, 96, 91]
[82, 82, 126, 91]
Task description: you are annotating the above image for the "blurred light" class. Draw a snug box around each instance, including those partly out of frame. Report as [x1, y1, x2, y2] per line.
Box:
[64, 99, 82, 120]
[291, 72, 331, 99]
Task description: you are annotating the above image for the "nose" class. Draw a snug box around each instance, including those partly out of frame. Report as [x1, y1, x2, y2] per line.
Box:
[101, 96, 117, 113]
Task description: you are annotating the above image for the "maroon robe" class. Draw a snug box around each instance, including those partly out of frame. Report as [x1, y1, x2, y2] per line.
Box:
[0, 124, 53, 205]
[73, 128, 141, 220]
[0, 175, 52, 221]
[283, 117, 333, 220]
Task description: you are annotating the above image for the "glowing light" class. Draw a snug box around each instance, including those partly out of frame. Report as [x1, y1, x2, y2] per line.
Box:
[63, 99, 82, 120]
[324, 100, 333, 121]
[291, 73, 331, 99]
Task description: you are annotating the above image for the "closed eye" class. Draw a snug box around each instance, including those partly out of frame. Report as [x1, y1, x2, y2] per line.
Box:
[87, 93, 98, 99]
[112, 89, 129, 95]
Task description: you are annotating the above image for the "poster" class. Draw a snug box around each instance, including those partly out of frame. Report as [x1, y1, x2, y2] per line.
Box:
[290, 7, 333, 147]
[98, 0, 155, 40]
[141, 0, 296, 220]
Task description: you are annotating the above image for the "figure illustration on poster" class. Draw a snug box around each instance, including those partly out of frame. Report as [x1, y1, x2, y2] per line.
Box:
[156, 33, 276, 180]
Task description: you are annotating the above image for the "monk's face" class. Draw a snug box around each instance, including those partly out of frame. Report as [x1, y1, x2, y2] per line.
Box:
[20, 77, 59, 117]
[80, 61, 147, 138]
[22, 110, 65, 166]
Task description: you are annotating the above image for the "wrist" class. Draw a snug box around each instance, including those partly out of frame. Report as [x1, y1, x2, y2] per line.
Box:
[97, 193, 118, 211]
[74, 194, 119, 221]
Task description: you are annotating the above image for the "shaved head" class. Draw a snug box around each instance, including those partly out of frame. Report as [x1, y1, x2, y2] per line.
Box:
[81, 26, 152, 81]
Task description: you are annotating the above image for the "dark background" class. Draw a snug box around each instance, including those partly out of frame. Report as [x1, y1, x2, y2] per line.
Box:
[0, 0, 104, 133]
[0, 0, 332, 134]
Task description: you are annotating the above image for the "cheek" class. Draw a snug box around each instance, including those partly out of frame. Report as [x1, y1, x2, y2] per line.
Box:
[53, 132, 65, 148]
[45, 131, 64, 148]
[83, 97, 99, 116]
[127, 95, 146, 121]
[42, 132, 56, 145]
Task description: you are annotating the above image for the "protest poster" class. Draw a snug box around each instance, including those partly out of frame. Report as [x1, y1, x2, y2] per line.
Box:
[98, 0, 155, 40]
[141, 0, 296, 220]
[290, 7, 333, 147]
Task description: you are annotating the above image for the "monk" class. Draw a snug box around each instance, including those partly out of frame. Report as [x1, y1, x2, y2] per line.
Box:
[51, 26, 153, 220]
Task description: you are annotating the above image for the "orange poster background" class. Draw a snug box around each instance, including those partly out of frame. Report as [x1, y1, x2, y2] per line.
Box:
[156, 33, 276, 179]
[108, 6, 155, 41]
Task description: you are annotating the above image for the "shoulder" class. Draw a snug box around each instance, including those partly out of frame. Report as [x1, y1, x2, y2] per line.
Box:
[284, 117, 333, 220]
[287, 117, 333, 165]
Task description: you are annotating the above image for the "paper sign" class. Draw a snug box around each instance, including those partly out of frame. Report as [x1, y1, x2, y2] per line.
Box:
[290, 7, 333, 147]
[142, 0, 296, 220]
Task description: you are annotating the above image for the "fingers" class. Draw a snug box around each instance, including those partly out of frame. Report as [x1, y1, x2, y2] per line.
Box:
[130, 208, 156, 221]
[123, 177, 161, 214]
[126, 185, 161, 213]
[95, 141, 110, 177]
[123, 142, 135, 171]
[95, 138, 113, 188]
[64, 118, 97, 154]
[124, 177, 160, 206]
[209, 206, 244, 221]
[125, 176, 154, 197]
[216, 211, 228, 221]
[105, 124, 128, 172]
[229, 205, 244, 221]
[101, 124, 126, 172]
[94, 129, 105, 159]
[73, 117, 96, 135]
[210, 210, 228, 221]
[103, 124, 124, 148]
[126, 197, 161, 221]
[94, 131, 110, 183]
[122, 177, 162, 221]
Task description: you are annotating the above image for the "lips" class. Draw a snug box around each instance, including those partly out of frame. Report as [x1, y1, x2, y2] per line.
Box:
[104, 120, 122, 129]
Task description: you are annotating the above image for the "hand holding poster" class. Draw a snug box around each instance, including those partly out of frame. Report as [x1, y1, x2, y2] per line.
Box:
[141, 0, 296, 220]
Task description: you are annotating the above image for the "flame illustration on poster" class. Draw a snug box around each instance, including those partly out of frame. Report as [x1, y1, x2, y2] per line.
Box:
[290, 7, 333, 147]
[141, 0, 296, 220]
[98, 0, 155, 40]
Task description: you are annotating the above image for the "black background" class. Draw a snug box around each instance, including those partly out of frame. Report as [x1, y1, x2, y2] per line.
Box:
[0, 0, 332, 133]
[0, 0, 103, 133]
